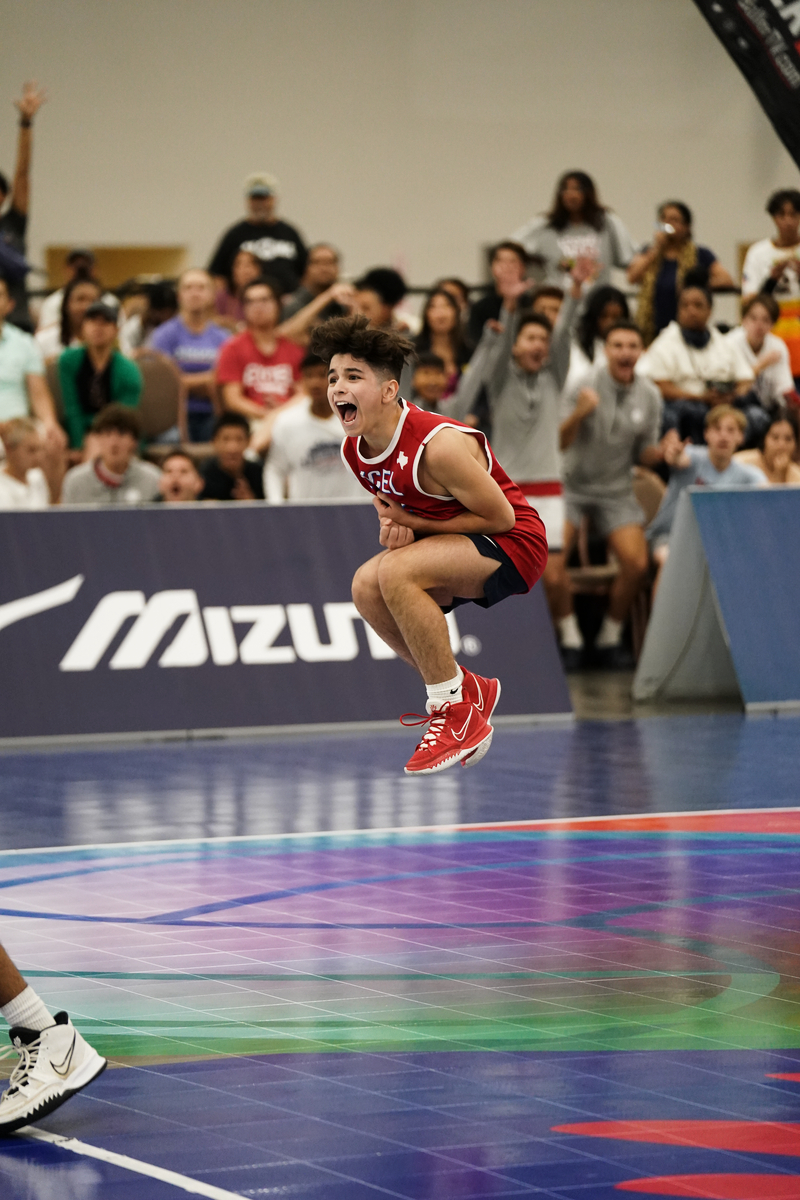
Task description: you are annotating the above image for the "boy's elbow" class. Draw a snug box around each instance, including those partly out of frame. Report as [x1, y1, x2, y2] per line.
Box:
[495, 500, 516, 533]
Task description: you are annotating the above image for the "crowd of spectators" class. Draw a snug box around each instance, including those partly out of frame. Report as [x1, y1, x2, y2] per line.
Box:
[2, 81, 799, 669]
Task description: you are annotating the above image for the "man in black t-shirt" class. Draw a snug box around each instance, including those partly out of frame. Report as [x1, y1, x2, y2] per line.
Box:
[207, 173, 307, 299]
[0, 82, 47, 332]
[200, 412, 265, 501]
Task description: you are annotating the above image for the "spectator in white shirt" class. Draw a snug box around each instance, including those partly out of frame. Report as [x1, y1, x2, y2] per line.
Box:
[35, 276, 101, 360]
[726, 294, 796, 414]
[36, 249, 116, 332]
[638, 281, 753, 443]
[741, 188, 800, 383]
[0, 417, 50, 508]
[264, 352, 366, 503]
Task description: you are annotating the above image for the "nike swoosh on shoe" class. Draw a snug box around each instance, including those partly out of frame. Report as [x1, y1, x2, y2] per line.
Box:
[50, 1033, 76, 1078]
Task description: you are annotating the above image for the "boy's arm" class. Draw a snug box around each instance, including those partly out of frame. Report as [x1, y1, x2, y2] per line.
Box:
[375, 428, 514, 539]
[447, 307, 515, 421]
[549, 264, 592, 392]
[661, 428, 692, 471]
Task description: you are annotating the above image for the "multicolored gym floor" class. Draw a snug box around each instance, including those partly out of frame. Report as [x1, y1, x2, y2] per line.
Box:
[1, 714, 800, 1198]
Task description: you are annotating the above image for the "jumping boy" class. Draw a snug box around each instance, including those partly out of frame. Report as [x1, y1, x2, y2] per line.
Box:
[311, 315, 548, 775]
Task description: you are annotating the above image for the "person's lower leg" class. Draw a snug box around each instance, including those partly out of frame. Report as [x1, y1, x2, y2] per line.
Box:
[0, 945, 52, 1031]
[352, 572, 419, 670]
[379, 575, 457, 686]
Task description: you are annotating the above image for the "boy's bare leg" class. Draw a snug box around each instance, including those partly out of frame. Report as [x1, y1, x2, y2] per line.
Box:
[352, 553, 419, 670]
[0, 945, 26, 1007]
[374, 535, 499, 685]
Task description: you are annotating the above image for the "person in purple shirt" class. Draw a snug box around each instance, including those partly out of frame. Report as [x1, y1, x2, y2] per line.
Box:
[148, 268, 231, 442]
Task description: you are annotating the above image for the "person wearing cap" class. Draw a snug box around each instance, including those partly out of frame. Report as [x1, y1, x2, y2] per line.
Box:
[1, 82, 47, 332]
[207, 173, 307, 299]
[58, 301, 142, 449]
[37, 248, 117, 332]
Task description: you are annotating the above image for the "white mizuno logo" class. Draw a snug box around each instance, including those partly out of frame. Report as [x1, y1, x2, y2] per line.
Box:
[0, 574, 84, 633]
[0, 577, 462, 670]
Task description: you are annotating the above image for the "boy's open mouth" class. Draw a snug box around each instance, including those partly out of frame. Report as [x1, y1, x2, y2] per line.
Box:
[335, 401, 358, 426]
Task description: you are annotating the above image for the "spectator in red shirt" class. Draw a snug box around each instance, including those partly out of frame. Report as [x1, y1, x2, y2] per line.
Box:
[216, 278, 303, 430]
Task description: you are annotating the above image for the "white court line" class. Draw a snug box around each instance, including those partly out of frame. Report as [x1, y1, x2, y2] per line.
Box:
[0, 804, 798, 859]
[20, 1127, 245, 1197]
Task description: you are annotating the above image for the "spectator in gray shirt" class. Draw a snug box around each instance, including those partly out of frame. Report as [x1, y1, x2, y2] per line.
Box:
[450, 261, 591, 637]
[559, 321, 666, 666]
[61, 405, 161, 505]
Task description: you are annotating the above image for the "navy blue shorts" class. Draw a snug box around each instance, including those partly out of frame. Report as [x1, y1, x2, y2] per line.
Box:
[441, 533, 529, 613]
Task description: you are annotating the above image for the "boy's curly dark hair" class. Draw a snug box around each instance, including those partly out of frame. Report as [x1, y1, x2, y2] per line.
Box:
[310, 315, 413, 384]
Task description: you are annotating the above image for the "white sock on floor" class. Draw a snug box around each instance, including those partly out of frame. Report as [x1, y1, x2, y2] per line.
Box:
[596, 615, 623, 649]
[558, 613, 583, 650]
[1, 985, 53, 1032]
[426, 667, 464, 712]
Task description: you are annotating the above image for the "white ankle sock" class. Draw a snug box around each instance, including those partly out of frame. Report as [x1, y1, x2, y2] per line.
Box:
[1, 985, 53, 1032]
[426, 667, 464, 712]
[596, 615, 623, 648]
[558, 613, 583, 650]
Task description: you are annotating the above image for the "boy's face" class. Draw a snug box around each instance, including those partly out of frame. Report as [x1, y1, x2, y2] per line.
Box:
[214, 426, 249, 472]
[413, 365, 447, 403]
[302, 363, 329, 405]
[160, 455, 203, 502]
[531, 294, 562, 327]
[773, 201, 800, 243]
[7, 432, 42, 475]
[354, 289, 391, 328]
[513, 322, 550, 374]
[328, 354, 394, 436]
[605, 329, 642, 380]
[705, 416, 743, 461]
[97, 429, 136, 474]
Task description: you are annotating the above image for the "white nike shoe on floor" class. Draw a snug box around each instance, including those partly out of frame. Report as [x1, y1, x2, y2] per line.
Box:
[0, 1011, 107, 1134]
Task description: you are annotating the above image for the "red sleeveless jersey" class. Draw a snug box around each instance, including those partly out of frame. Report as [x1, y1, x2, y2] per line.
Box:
[341, 400, 547, 590]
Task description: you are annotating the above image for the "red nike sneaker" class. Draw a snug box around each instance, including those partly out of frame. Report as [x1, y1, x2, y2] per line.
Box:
[402, 700, 493, 775]
[459, 670, 500, 767]
[461, 669, 501, 721]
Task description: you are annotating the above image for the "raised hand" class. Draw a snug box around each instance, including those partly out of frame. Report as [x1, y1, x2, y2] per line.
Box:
[661, 428, 690, 466]
[14, 81, 47, 121]
[575, 386, 600, 418]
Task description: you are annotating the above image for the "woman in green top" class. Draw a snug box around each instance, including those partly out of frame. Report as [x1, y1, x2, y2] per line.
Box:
[58, 301, 142, 448]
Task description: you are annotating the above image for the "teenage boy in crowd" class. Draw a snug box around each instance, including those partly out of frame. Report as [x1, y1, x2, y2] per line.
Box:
[215, 277, 304, 452]
[0, 417, 49, 508]
[558, 321, 665, 666]
[0, 942, 106, 1133]
[408, 352, 448, 411]
[311, 315, 548, 776]
[450, 261, 590, 646]
[647, 405, 767, 591]
[61, 406, 160, 505]
[264, 352, 365, 502]
[157, 449, 205, 503]
[200, 412, 264, 501]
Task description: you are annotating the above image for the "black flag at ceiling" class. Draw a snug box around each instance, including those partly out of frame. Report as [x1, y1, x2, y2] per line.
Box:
[692, 0, 800, 170]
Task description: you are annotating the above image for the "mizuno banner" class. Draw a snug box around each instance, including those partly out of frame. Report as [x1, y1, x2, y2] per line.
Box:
[0, 504, 570, 741]
[693, 0, 800, 169]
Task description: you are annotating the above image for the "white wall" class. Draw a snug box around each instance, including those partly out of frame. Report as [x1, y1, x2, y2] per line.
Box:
[1, 0, 798, 287]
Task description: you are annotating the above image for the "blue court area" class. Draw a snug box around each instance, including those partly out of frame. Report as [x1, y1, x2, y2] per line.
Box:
[1, 713, 800, 1199]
